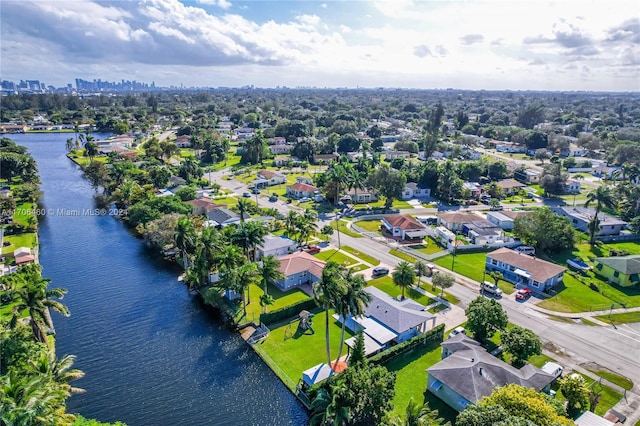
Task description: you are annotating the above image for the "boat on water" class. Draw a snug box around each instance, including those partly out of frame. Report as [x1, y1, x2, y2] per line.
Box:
[567, 258, 591, 271]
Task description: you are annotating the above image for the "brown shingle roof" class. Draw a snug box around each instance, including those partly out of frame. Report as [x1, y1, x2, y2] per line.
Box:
[277, 251, 326, 278]
[500, 210, 533, 220]
[487, 248, 566, 283]
[438, 212, 480, 224]
[287, 182, 318, 192]
[258, 170, 283, 179]
[383, 215, 426, 231]
[495, 179, 526, 190]
[185, 198, 224, 211]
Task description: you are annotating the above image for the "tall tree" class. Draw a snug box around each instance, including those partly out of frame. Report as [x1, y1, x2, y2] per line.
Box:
[501, 325, 542, 366]
[174, 217, 197, 271]
[313, 261, 347, 368]
[367, 165, 406, 209]
[258, 255, 284, 313]
[392, 261, 415, 300]
[386, 397, 449, 426]
[414, 260, 429, 288]
[431, 272, 454, 298]
[584, 185, 617, 246]
[465, 296, 508, 342]
[334, 269, 371, 367]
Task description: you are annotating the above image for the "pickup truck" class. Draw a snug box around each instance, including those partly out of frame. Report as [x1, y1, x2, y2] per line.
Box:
[481, 281, 503, 297]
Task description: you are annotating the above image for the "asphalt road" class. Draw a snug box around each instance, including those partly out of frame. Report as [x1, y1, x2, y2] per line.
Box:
[210, 170, 640, 386]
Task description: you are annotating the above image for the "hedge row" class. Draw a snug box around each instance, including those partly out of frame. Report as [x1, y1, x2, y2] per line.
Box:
[259, 298, 318, 325]
[369, 324, 445, 365]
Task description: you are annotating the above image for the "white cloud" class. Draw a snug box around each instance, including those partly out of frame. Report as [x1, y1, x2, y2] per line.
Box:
[197, 0, 232, 9]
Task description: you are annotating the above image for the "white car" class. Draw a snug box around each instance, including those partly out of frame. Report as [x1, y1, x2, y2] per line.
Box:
[299, 197, 312, 203]
[448, 326, 466, 339]
[481, 281, 503, 297]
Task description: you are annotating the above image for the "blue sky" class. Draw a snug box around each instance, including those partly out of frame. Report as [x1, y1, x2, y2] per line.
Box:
[1, 0, 638, 91]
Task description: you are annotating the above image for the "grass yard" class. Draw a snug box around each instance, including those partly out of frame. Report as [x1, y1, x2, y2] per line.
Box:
[556, 374, 622, 417]
[331, 219, 362, 238]
[314, 249, 359, 267]
[389, 249, 417, 263]
[2, 233, 37, 254]
[367, 276, 437, 307]
[211, 153, 242, 171]
[354, 219, 383, 233]
[349, 264, 368, 272]
[383, 341, 457, 424]
[528, 353, 555, 368]
[433, 252, 518, 294]
[585, 368, 633, 391]
[256, 308, 353, 387]
[12, 201, 36, 227]
[594, 311, 640, 324]
[234, 283, 310, 323]
[410, 237, 446, 256]
[209, 196, 238, 205]
[341, 246, 380, 266]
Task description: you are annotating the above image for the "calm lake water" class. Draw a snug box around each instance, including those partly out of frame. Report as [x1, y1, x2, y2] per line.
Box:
[10, 133, 308, 426]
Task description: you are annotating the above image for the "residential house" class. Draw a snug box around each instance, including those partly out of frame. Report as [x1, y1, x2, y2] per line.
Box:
[486, 210, 532, 230]
[295, 176, 314, 185]
[12, 247, 35, 266]
[380, 135, 398, 143]
[343, 287, 436, 356]
[592, 166, 619, 179]
[175, 135, 192, 148]
[593, 255, 640, 287]
[560, 145, 589, 157]
[522, 169, 541, 184]
[384, 150, 411, 160]
[565, 179, 581, 194]
[312, 153, 339, 164]
[168, 176, 187, 188]
[552, 207, 627, 236]
[486, 247, 566, 291]
[257, 235, 297, 260]
[286, 182, 319, 199]
[435, 226, 456, 247]
[427, 334, 556, 412]
[574, 411, 616, 426]
[255, 170, 286, 187]
[275, 251, 326, 290]
[431, 151, 445, 160]
[401, 182, 431, 200]
[438, 212, 481, 232]
[185, 197, 224, 216]
[269, 144, 293, 155]
[205, 207, 245, 228]
[268, 137, 287, 145]
[345, 188, 378, 204]
[381, 215, 428, 240]
[462, 182, 482, 198]
[496, 142, 526, 153]
[462, 220, 504, 245]
[495, 179, 527, 196]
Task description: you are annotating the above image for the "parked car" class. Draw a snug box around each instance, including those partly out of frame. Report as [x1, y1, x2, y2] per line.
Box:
[448, 326, 466, 339]
[304, 245, 321, 254]
[541, 362, 564, 378]
[481, 281, 503, 297]
[515, 246, 536, 255]
[299, 197, 312, 203]
[371, 266, 390, 277]
[515, 288, 532, 300]
[252, 188, 261, 194]
[269, 195, 278, 202]
[242, 192, 251, 198]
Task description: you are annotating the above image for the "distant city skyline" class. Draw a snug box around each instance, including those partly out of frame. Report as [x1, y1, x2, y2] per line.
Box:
[1, 0, 639, 92]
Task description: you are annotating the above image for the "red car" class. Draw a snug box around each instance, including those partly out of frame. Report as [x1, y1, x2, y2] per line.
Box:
[515, 288, 532, 300]
[305, 245, 321, 254]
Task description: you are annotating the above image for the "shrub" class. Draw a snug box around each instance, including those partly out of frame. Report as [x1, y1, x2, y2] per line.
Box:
[369, 324, 445, 365]
[589, 282, 600, 292]
[259, 298, 317, 325]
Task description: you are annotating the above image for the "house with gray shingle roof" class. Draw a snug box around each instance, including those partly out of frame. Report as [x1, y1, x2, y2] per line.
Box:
[594, 255, 640, 287]
[486, 247, 566, 291]
[427, 334, 556, 412]
[552, 206, 627, 237]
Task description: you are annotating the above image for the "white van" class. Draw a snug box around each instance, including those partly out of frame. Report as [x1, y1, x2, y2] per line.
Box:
[515, 246, 536, 255]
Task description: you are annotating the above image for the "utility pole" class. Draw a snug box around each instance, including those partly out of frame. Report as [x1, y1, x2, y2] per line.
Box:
[335, 214, 341, 248]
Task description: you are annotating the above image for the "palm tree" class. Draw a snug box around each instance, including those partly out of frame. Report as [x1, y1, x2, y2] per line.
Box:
[585, 185, 617, 246]
[347, 168, 367, 204]
[285, 210, 300, 241]
[174, 217, 197, 271]
[310, 384, 351, 426]
[0, 372, 68, 426]
[28, 351, 85, 394]
[231, 261, 261, 317]
[334, 269, 371, 367]
[392, 261, 415, 300]
[259, 255, 284, 313]
[10, 267, 70, 348]
[84, 142, 98, 161]
[236, 198, 251, 227]
[297, 209, 318, 246]
[314, 261, 347, 368]
[387, 397, 447, 426]
[329, 163, 349, 205]
[415, 260, 429, 288]
[245, 220, 267, 261]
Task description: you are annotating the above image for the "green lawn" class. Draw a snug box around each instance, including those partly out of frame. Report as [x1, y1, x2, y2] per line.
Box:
[594, 311, 640, 323]
[528, 353, 554, 368]
[367, 276, 437, 307]
[349, 264, 368, 272]
[256, 308, 353, 387]
[389, 249, 417, 263]
[585, 368, 633, 391]
[234, 283, 310, 323]
[383, 341, 457, 423]
[209, 196, 238, 205]
[314, 249, 359, 267]
[410, 237, 446, 256]
[331, 219, 362, 238]
[341, 246, 380, 266]
[2, 233, 37, 254]
[433, 252, 486, 283]
[12, 201, 35, 227]
[355, 219, 383, 233]
[211, 153, 242, 171]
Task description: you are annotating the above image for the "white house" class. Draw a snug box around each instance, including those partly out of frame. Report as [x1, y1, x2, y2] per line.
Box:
[401, 182, 431, 200]
[345, 188, 378, 204]
[257, 235, 297, 260]
[486, 248, 566, 291]
[255, 170, 286, 187]
[486, 210, 532, 230]
[286, 182, 319, 199]
[269, 144, 293, 155]
[381, 215, 428, 240]
[438, 212, 480, 232]
[463, 220, 504, 245]
[565, 179, 581, 194]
